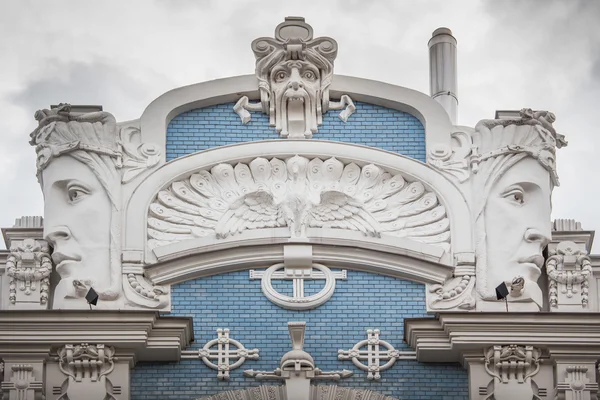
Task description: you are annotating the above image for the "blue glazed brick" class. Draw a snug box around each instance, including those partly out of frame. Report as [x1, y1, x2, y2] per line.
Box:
[130, 271, 468, 399]
[164, 102, 426, 162]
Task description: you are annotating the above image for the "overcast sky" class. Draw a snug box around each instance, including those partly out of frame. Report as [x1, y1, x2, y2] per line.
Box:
[1, 0, 598, 251]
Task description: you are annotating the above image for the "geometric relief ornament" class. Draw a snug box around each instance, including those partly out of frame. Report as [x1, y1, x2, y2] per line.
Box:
[250, 262, 346, 310]
[181, 329, 259, 380]
[1, 364, 44, 400]
[148, 156, 450, 250]
[555, 365, 598, 399]
[234, 17, 356, 139]
[244, 322, 353, 400]
[6, 238, 52, 307]
[482, 345, 542, 400]
[338, 329, 412, 380]
[54, 344, 119, 400]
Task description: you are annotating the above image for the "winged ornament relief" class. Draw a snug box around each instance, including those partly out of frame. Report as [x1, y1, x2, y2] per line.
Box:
[147, 156, 450, 251]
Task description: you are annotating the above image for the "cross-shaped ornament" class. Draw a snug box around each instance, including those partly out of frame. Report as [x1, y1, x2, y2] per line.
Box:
[338, 329, 414, 380]
[188, 328, 259, 380]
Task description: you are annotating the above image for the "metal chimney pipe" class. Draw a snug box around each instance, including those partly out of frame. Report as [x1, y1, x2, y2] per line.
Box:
[428, 27, 458, 124]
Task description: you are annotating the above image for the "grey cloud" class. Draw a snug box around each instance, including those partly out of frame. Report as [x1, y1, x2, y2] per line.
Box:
[0, 60, 172, 248]
[10, 60, 169, 122]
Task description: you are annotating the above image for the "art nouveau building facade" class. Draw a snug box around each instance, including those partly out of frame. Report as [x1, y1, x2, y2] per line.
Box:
[1, 17, 599, 400]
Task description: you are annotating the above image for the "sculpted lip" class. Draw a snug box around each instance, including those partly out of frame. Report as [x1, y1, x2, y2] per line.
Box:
[52, 252, 82, 271]
[518, 255, 545, 270]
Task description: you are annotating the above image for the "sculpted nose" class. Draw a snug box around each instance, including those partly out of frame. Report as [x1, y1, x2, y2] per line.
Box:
[524, 228, 551, 247]
[288, 80, 303, 90]
[44, 225, 71, 245]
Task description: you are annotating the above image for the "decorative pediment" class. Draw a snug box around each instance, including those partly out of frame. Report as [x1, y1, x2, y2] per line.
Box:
[147, 155, 450, 251]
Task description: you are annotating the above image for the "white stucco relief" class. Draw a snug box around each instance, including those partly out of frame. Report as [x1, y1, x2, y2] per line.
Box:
[482, 345, 543, 400]
[546, 241, 592, 310]
[243, 322, 354, 400]
[6, 239, 52, 307]
[147, 155, 450, 250]
[427, 108, 567, 312]
[53, 344, 121, 400]
[234, 17, 355, 138]
[338, 329, 413, 380]
[181, 328, 259, 380]
[29, 104, 167, 310]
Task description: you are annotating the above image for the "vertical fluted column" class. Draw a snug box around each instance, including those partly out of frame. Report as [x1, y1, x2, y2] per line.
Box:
[428, 27, 458, 124]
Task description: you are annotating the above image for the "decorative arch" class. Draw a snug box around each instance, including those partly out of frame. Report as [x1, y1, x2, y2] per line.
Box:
[123, 140, 472, 286]
[138, 74, 454, 164]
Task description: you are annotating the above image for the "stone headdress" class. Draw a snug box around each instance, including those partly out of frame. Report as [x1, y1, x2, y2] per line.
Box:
[30, 104, 121, 175]
[471, 108, 567, 188]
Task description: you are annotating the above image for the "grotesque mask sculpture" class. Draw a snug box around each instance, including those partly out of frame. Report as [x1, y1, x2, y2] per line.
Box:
[30, 104, 122, 309]
[471, 109, 567, 310]
[234, 17, 355, 138]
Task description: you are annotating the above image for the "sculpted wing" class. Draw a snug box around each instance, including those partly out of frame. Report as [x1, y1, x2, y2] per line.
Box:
[147, 165, 285, 248]
[367, 179, 451, 251]
[214, 191, 285, 239]
[307, 191, 381, 237]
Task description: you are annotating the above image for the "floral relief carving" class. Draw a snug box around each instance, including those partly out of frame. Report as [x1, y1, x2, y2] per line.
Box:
[147, 156, 450, 250]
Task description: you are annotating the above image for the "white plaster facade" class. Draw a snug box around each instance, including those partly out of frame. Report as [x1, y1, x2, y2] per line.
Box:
[1, 16, 598, 400]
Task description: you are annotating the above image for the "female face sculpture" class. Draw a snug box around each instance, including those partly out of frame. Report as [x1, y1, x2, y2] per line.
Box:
[483, 157, 552, 291]
[472, 110, 565, 309]
[31, 106, 122, 309]
[42, 154, 113, 306]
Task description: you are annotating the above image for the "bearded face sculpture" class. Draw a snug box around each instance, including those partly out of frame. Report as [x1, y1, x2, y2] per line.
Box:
[234, 17, 355, 138]
[269, 60, 322, 138]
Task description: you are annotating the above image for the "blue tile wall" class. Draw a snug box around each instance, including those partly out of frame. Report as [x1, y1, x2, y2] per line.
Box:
[130, 271, 468, 399]
[165, 102, 426, 161]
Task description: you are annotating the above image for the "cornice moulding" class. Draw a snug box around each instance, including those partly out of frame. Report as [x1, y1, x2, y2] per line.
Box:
[145, 234, 452, 286]
[405, 313, 600, 363]
[0, 310, 193, 362]
[2, 227, 44, 248]
[551, 230, 596, 253]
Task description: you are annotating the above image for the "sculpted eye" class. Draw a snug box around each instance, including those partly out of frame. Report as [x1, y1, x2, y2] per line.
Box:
[67, 185, 90, 203]
[303, 71, 316, 80]
[274, 71, 288, 82]
[504, 188, 525, 205]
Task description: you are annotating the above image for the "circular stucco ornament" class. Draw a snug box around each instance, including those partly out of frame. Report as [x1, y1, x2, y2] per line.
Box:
[261, 263, 337, 310]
